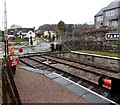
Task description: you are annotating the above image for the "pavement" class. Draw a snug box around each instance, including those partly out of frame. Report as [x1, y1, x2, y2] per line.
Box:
[14, 68, 86, 103]
[11, 39, 57, 55]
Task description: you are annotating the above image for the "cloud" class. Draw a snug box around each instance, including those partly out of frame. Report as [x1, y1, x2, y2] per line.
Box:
[0, 0, 114, 29]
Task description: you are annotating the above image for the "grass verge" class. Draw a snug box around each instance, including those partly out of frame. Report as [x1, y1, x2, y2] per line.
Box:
[77, 50, 120, 57]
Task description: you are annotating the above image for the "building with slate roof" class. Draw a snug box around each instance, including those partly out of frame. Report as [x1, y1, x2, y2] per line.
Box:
[94, 0, 120, 31]
[14, 27, 36, 45]
[16, 28, 34, 33]
[15, 28, 35, 39]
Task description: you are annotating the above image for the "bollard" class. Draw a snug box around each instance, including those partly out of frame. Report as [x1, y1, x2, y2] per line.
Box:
[30, 36, 33, 45]
[56, 44, 59, 51]
[59, 44, 62, 51]
[50, 43, 54, 52]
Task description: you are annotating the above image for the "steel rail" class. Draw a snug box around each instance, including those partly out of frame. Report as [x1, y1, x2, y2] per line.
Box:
[35, 55, 113, 78]
[25, 57, 111, 89]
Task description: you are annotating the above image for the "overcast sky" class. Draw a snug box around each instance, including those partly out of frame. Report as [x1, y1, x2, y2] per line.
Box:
[0, 0, 114, 30]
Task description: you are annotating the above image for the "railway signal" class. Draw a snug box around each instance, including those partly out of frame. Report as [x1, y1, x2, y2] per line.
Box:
[98, 73, 120, 96]
[8, 43, 12, 47]
[98, 75, 111, 87]
[19, 48, 23, 53]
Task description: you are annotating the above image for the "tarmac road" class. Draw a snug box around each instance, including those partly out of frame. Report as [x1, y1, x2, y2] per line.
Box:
[0, 39, 58, 57]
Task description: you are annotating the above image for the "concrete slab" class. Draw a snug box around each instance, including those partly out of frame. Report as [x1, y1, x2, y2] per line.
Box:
[82, 92, 111, 104]
[37, 71, 45, 74]
[19, 66, 36, 72]
[66, 84, 89, 96]
[33, 70, 45, 74]
[45, 73, 60, 79]
[45, 68, 54, 72]
[40, 66, 49, 70]
[77, 80, 83, 84]
[88, 85, 95, 90]
[19, 66, 51, 74]
[37, 70, 51, 74]
[53, 77, 72, 86]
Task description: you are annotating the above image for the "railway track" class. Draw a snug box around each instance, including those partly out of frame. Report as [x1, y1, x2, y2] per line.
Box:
[19, 54, 120, 104]
[40, 55, 116, 76]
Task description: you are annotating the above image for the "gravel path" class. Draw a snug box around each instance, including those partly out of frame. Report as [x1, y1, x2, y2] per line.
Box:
[14, 68, 86, 103]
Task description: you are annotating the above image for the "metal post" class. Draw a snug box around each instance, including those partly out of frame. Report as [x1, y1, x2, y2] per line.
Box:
[3, 0, 8, 57]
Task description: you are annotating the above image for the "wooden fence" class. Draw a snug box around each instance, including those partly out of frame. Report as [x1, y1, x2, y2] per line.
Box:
[2, 56, 22, 105]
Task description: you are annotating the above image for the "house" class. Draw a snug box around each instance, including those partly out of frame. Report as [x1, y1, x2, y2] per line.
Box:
[94, 0, 120, 31]
[43, 31, 56, 40]
[15, 28, 35, 38]
[15, 28, 36, 45]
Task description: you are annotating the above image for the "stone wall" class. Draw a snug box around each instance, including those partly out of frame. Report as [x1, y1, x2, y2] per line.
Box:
[52, 52, 120, 72]
[61, 28, 119, 53]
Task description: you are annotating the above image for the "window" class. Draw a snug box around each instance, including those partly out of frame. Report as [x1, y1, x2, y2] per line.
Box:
[105, 22, 109, 26]
[111, 10, 115, 16]
[105, 10, 115, 17]
[96, 24, 101, 28]
[105, 11, 110, 16]
[111, 20, 118, 26]
[96, 25, 99, 28]
[96, 16, 103, 21]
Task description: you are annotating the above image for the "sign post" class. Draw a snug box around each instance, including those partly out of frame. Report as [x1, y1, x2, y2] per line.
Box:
[9, 55, 19, 75]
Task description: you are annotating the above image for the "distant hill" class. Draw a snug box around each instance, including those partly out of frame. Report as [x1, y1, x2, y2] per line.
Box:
[38, 24, 94, 33]
[38, 24, 57, 32]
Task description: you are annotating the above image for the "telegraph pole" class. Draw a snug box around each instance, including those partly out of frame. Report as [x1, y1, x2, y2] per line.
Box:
[3, 0, 8, 57]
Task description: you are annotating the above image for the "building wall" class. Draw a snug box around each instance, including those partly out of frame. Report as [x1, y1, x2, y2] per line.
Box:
[95, 15, 103, 28]
[103, 8, 118, 27]
[95, 6, 119, 30]
[118, 5, 120, 33]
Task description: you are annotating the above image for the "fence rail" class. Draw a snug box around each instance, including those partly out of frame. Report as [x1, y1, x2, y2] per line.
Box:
[2, 56, 22, 104]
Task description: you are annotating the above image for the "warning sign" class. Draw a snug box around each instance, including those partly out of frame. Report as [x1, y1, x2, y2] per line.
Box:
[9, 55, 19, 67]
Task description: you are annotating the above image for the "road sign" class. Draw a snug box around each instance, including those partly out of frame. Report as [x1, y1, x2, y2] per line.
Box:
[105, 33, 120, 40]
[9, 55, 19, 67]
